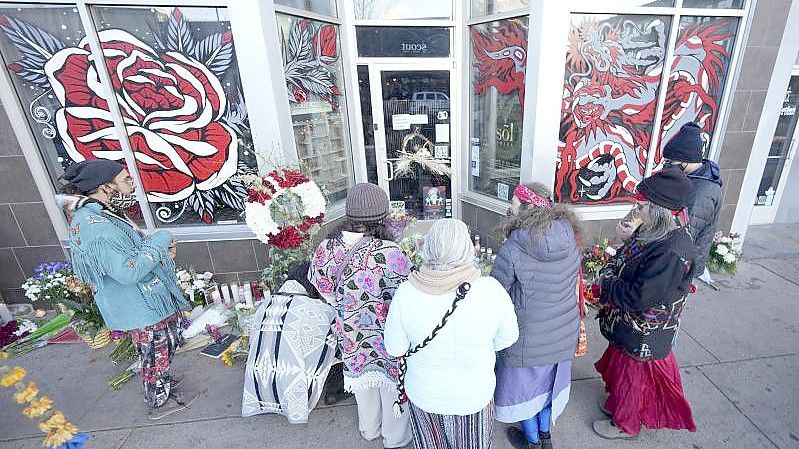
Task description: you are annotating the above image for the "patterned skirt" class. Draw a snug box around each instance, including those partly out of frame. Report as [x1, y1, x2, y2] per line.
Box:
[408, 400, 495, 449]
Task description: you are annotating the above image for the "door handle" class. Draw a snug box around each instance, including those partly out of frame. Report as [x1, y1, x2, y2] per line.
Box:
[385, 160, 395, 181]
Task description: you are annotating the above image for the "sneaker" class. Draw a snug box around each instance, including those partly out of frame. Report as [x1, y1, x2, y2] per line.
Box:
[170, 388, 198, 408]
[147, 398, 188, 421]
[506, 427, 541, 449]
[592, 419, 637, 440]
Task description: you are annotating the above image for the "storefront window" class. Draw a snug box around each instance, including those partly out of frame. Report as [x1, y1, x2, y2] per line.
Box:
[86, 6, 256, 226]
[354, 0, 451, 20]
[471, 0, 529, 18]
[276, 13, 354, 203]
[0, 4, 92, 188]
[682, 0, 744, 8]
[555, 14, 672, 204]
[656, 16, 739, 165]
[468, 16, 528, 201]
[274, 0, 336, 18]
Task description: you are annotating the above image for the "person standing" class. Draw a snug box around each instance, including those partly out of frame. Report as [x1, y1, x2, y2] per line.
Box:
[662, 122, 723, 280]
[593, 166, 697, 439]
[491, 183, 582, 449]
[57, 160, 193, 420]
[308, 183, 413, 448]
[384, 218, 518, 449]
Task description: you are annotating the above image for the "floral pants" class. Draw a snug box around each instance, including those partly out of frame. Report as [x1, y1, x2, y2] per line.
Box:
[130, 315, 181, 408]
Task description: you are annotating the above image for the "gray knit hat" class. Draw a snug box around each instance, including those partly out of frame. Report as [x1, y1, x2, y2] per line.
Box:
[346, 183, 389, 223]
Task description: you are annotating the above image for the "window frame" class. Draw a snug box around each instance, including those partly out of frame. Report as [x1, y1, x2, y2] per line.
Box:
[461, 0, 752, 219]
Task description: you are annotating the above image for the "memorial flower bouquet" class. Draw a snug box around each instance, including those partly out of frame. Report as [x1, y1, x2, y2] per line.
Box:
[708, 232, 742, 275]
[176, 268, 217, 307]
[399, 234, 424, 271]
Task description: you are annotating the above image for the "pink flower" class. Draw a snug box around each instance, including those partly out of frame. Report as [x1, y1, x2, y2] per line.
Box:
[374, 302, 388, 323]
[316, 277, 333, 293]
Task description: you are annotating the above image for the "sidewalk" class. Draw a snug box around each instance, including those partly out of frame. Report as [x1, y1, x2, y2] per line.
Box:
[2, 224, 798, 449]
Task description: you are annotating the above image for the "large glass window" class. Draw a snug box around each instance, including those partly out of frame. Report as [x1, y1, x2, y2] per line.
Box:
[86, 6, 255, 226]
[555, 14, 671, 204]
[471, 0, 529, 18]
[274, 0, 336, 17]
[354, 0, 451, 20]
[656, 16, 739, 165]
[276, 13, 354, 203]
[356, 27, 450, 58]
[468, 16, 529, 201]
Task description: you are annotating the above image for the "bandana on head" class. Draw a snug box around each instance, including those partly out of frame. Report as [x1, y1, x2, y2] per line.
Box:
[513, 184, 552, 209]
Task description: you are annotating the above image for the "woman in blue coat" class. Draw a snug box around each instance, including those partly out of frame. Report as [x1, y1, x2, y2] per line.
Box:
[57, 159, 193, 419]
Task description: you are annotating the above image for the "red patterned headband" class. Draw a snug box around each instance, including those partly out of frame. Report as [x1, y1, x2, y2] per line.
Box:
[513, 184, 552, 209]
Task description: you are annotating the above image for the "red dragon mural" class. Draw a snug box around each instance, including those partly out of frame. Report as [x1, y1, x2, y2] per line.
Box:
[555, 15, 735, 204]
[471, 18, 528, 112]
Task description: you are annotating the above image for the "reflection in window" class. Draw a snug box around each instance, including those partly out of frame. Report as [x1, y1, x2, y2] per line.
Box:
[88, 7, 256, 226]
[682, 0, 744, 8]
[274, 0, 336, 17]
[469, 17, 528, 201]
[656, 16, 738, 165]
[471, 0, 529, 18]
[354, 0, 451, 20]
[276, 14, 354, 204]
[555, 14, 671, 205]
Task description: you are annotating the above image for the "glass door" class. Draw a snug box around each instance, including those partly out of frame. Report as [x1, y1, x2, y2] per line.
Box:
[369, 66, 454, 220]
[751, 72, 799, 224]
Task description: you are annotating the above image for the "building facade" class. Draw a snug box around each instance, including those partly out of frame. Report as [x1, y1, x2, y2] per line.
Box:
[0, 0, 798, 305]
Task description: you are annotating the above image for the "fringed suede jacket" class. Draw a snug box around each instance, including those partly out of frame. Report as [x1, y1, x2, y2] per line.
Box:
[58, 195, 187, 331]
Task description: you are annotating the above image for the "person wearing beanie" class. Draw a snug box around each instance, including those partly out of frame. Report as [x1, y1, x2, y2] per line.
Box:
[308, 183, 413, 448]
[592, 167, 697, 440]
[663, 122, 724, 282]
[56, 159, 195, 418]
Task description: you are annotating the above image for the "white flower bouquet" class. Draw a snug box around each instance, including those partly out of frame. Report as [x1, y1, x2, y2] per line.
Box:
[176, 268, 217, 307]
[707, 232, 742, 275]
[399, 234, 424, 271]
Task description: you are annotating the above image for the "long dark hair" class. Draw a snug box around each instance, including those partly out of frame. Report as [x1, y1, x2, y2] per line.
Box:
[495, 182, 584, 244]
[61, 183, 98, 196]
[330, 218, 395, 242]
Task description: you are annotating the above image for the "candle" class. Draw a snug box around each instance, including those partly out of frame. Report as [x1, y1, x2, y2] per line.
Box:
[230, 283, 240, 303]
[242, 283, 254, 308]
[220, 284, 233, 308]
[210, 289, 222, 305]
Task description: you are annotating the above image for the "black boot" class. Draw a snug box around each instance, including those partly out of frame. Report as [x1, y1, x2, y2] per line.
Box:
[539, 431, 553, 449]
[506, 427, 542, 449]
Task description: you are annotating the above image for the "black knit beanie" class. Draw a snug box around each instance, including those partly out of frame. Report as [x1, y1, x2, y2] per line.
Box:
[663, 122, 703, 163]
[62, 159, 125, 194]
[346, 183, 389, 223]
[637, 165, 692, 211]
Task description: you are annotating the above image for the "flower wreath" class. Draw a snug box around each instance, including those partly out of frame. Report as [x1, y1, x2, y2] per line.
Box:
[244, 169, 327, 250]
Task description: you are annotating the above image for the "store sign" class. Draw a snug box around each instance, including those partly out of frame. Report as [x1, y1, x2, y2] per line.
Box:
[356, 26, 450, 58]
[496, 122, 517, 146]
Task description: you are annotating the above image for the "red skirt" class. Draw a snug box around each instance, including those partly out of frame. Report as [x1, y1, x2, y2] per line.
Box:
[595, 344, 696, 436]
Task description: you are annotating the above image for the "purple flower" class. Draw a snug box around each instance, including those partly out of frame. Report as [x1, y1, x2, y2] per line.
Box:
[387, 250, 410, 275]
[354, 271, 379, 295]
[342, 292, 358, 310]
[373, 337, 386, 355]
[356, 312, 375, 329]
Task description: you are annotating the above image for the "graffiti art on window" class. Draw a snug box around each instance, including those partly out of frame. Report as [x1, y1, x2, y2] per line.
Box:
[277, 14, 354, 204]
[469, 17, 528, 199]
[656, 16, 737, 166]
[556, 15, 671, 204]
[0, 6, 255, 226]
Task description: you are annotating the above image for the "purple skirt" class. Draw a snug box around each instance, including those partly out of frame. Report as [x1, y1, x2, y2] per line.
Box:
[493, 359, 572, 424]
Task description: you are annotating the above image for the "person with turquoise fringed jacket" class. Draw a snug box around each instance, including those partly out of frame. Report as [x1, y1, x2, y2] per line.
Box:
[56, 159, 195, 420]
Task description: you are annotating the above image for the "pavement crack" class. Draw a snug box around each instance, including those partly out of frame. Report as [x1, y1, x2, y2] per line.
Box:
[751, 260, 799, 287]
[696, 366, 781, 449]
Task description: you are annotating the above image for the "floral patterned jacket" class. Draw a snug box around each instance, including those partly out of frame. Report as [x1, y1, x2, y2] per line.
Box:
[308, 235, 411, 392]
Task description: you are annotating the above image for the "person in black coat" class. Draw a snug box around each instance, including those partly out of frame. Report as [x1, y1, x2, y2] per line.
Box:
[592, 166, 698, 440]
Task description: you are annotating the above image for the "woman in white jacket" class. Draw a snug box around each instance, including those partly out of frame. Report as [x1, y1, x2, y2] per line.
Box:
[385, 218, 519, 449]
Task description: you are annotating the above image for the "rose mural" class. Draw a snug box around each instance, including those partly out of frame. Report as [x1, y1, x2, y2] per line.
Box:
[282, 18, 342, 108]
[0, 8, 254, 224]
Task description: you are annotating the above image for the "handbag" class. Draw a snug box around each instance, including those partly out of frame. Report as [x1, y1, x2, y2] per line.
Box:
[392, 282, 471, 417]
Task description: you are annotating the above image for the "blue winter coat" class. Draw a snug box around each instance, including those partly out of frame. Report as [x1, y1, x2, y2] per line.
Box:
[61, 197, 188, 331]
[491, 220, 580, 367]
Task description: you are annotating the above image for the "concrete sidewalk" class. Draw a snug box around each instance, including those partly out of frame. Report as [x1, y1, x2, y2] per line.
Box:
[2, 224, 798, 449]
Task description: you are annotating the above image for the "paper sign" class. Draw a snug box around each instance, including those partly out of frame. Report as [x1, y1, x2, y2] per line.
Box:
[470, 145, 480, 176]
[409, 114, 428, 125]
[497, 182, 510, 201]
[435, 124, 450, 142]
[434, 145, 449, 159]
[437, 110, 449, 121]
[392, 114, 411, 130]
[390, 201, 406, 213]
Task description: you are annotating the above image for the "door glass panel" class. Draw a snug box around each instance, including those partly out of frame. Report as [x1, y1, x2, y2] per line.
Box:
[358, 65, 378, 184]
[354, 0, 451, 20]
[381, 70, 452, 220]
[356, 27, 450, 58]
[756, 75, 799, 205]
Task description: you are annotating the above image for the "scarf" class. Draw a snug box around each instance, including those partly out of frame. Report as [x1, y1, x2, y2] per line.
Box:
[408, 264, 481, 295]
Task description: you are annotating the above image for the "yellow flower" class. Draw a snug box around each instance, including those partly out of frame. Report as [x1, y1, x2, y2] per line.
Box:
[0, 366, 26, 387]
[0, 351, 8, 360]
[23, 396, 53, 419]
[13, 381, 38, 404]
[42, 421, 79, 448]
[38, 411, 66, 433]
[221, 349, 234, 367]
